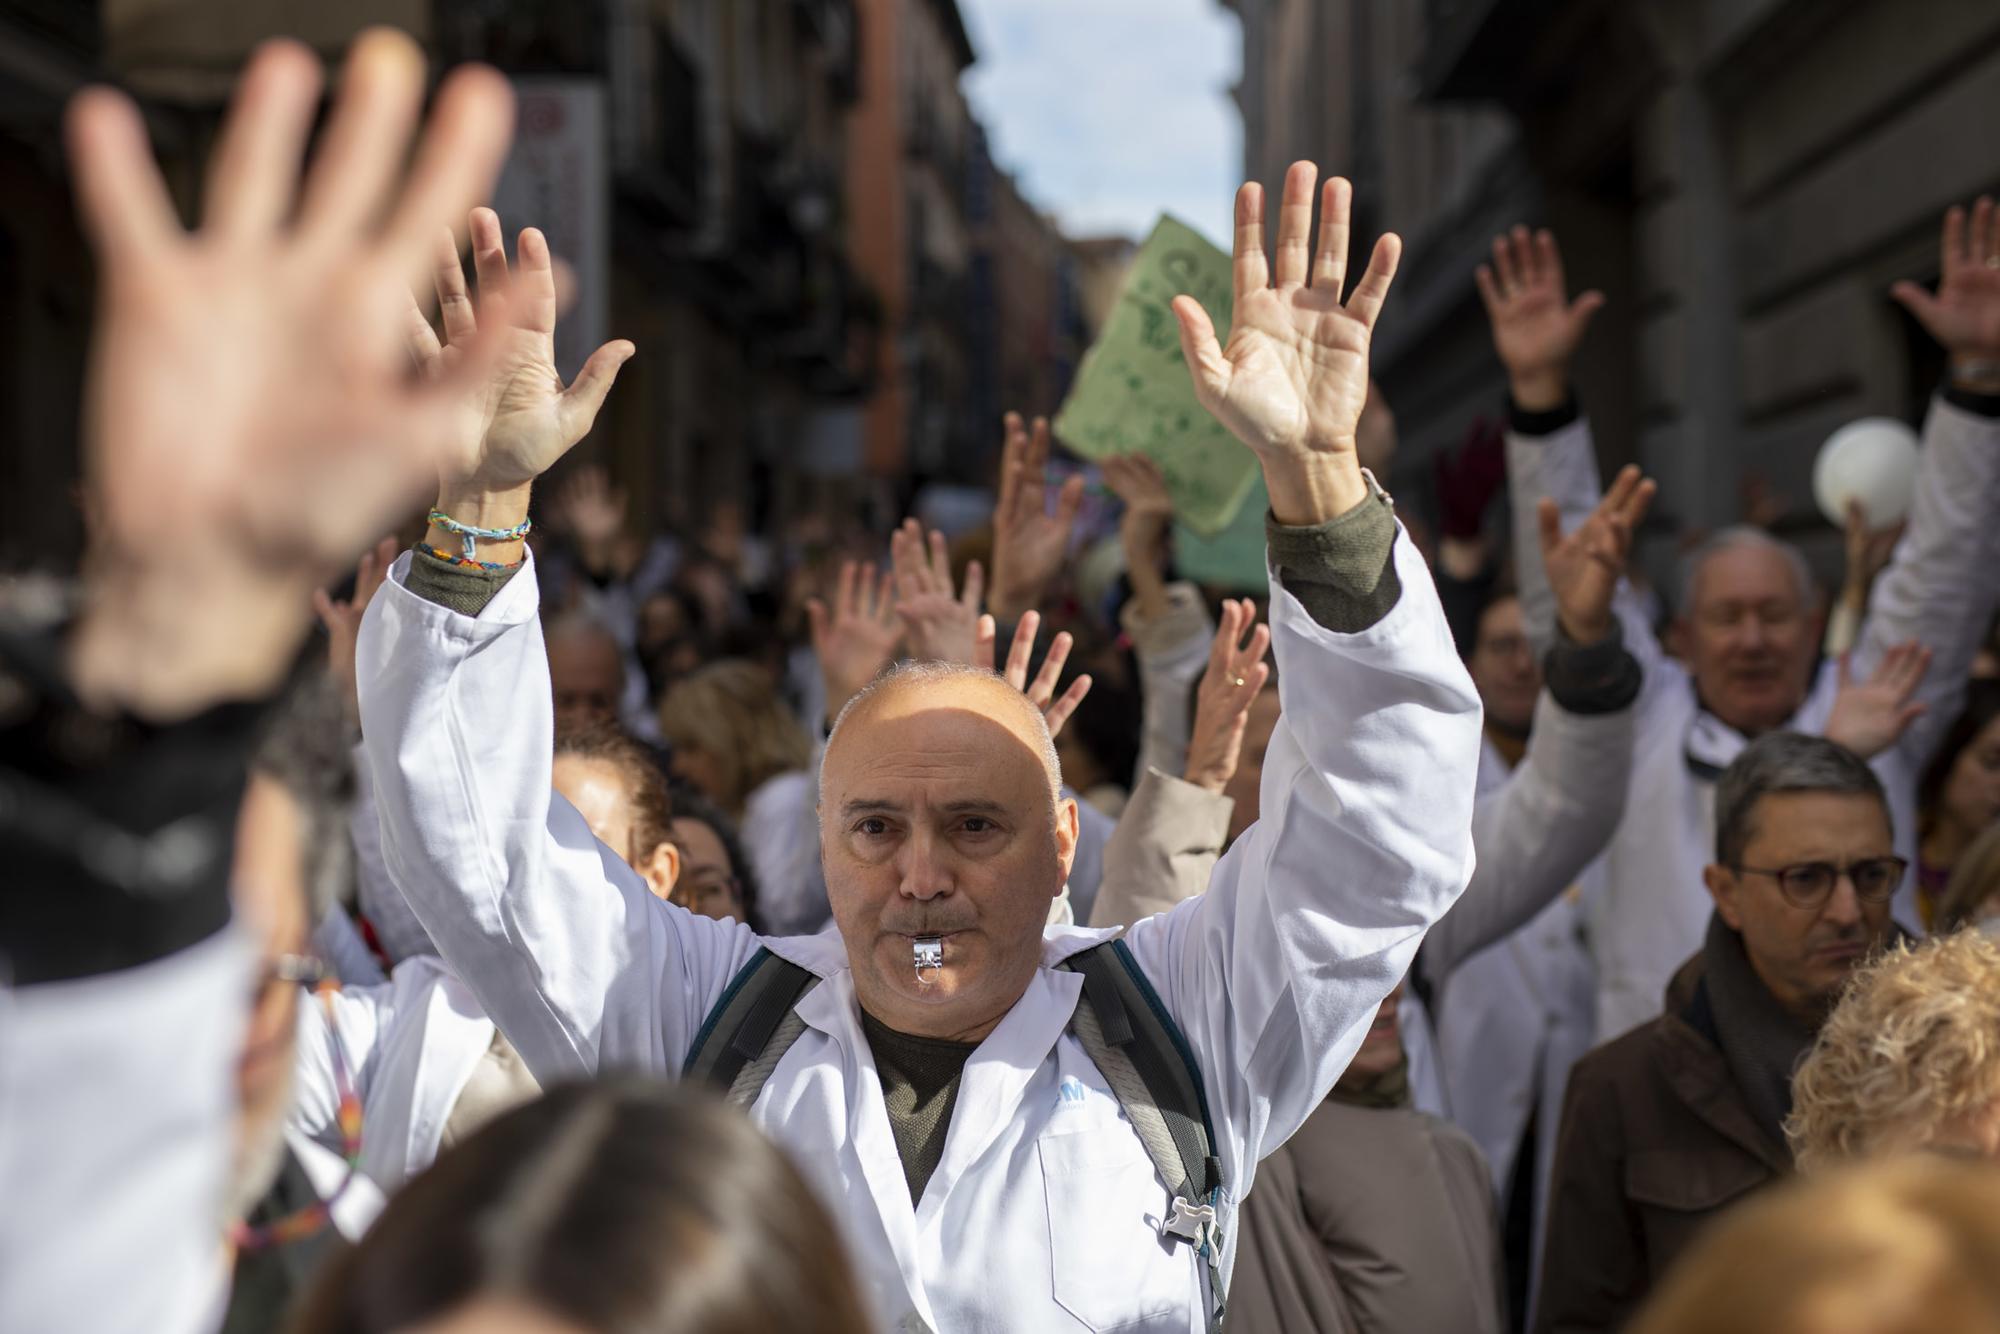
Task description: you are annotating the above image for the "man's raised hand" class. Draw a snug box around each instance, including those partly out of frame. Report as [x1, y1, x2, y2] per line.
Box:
[891, 518, 984, 665]
[1892, 197, 2000, 377]
[1826, 642, 1932, 761]
[808, 560, 901, 726]
[1172, 162, 1397, 524]
[1475, 226, 1604, 413]
[973, 611, 1092, 739]
[418, 208, 635, 541]
[989, 412, 1084, 622]
[65, 30, 514, 717]
[1538, 463, 1655, 644]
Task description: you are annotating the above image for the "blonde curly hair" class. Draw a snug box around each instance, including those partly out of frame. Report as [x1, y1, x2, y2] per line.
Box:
[1786, 931, 2000, 1172]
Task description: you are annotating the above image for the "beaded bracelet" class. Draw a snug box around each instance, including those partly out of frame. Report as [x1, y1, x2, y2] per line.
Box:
[427, 509, 532, 563]
[417, 541, 523, 573]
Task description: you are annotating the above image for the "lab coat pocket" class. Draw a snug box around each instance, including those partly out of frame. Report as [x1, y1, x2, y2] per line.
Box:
[1039, 1128, 1189, 1330]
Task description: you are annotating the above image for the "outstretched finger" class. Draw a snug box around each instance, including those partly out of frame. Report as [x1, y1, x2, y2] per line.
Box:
[1232, 181, 1269, 302]
[1536, 229, 1567, 296]
[1005, 612, 1041, 690]
[1172, 295, 1231, 404]
[1312, 176, 1352, 292]
[1490, 233, 1521, 296]
[928, 528, 953, 592]
[312, 587, 341, 630]
[889, 521, 923, 599]
[1043, 674, 1092, 739]
[1941, 205, 1967, 282]
[515, 226, 560, 336]
[1473, 264, 1502, 317]
[1209, 599, 1246, 675]
[297, 28, 425, 244]
[204, 38, 323, 240]
[834, 559, 858, 621]
[805, 597, 829, 653]
[402, 292, 443, 374]
[468, 206, 511, 303]
[1273, 161, 1318, 289]
[1835, 649, 1854, 690]
[875, 566, 898, 626]
[1029, 631, 1075, 706]
[960, 559, 985, 613]
[556, 339, 636, 445]
[65, 88, 182, 267]
[973, 614, 997, 672]
[1236, 622, 1273, 674]
[1344, 232, 1402, 328]
[433, 227, 476, 344]
[1511, 225, 1538, 289]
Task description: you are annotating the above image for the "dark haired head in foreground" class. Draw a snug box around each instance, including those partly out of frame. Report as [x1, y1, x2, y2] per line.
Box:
[293, 1080, 872, 1334]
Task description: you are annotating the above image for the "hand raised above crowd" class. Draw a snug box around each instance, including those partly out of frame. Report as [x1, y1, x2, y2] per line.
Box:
[1537, 462, 1656, 644]
[1184, 599, 1273, 795]
[1173, 162, 1398, 524]
[891, 518, 984, 664]
[807, 559, 901, 726]
[418, 208, 635, 556]
[1475, 226, 1605, 413]
[989, 412, 1084, 623]
[1824, 641, 1932, 761]
[1892, 196, 2000, 377]
[66, 31, 515, 718]
[973, 610, 1092, 739]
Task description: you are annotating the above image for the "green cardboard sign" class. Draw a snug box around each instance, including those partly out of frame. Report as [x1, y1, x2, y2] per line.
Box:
[1053, 215, 1259, 538]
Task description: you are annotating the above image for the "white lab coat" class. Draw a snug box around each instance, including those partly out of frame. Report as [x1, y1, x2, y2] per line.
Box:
[358, 531, 1482, 1334]
[289, 954, 502, 1198]
[0, 929, 249, 1334]
[1509, 398, 2000, 1039]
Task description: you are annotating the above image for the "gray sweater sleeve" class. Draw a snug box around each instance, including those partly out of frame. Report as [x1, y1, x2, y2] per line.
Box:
[1263, 484, 1401, 634]
[404, 547, 526, 616]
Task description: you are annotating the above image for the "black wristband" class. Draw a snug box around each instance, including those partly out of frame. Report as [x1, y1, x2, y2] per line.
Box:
[1507, 393, 1581, 437]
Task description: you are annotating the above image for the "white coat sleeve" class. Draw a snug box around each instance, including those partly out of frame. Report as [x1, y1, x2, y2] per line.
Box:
[356, 553, 762, 1086]
[1419, 690, 1633, 978]
[1506, 414, 1673, 694]
[0, 928, 249, 1334]
[1852, 394, 2000, 770]
[1120, 530, 1483, 1194]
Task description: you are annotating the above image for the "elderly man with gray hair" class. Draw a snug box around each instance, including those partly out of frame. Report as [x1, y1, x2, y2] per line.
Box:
[1479, 209, 2000, 1045]
[1532, 731, 1903, 1333]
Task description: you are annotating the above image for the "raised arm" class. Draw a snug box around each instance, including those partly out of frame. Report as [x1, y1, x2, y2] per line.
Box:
[1480, 228, 1668, 679]
[1858, 197, 2000, 768]
[1421, 470, 1652, 974]
[1125, 163, 1482, 1181]
[358, 208, 759, 1086]
[2, 33, 512, 1333]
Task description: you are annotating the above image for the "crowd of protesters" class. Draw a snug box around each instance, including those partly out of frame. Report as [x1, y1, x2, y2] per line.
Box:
[5, 27, 2000, 1334]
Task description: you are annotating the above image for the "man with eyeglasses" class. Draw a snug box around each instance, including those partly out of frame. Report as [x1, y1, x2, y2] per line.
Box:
[1533, 732, 1901, 1334]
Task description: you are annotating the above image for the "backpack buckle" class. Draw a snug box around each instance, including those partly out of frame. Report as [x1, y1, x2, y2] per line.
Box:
[1163, 1195, 1218, 1248]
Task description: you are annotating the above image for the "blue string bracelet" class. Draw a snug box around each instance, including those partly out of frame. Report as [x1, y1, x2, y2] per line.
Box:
[427, 509, 532, 563]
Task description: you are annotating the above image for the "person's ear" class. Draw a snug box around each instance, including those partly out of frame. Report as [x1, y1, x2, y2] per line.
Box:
[637, 841, 681, 901]
[1705, 862, 1744, 931]
[1052, 795, 1080, 896]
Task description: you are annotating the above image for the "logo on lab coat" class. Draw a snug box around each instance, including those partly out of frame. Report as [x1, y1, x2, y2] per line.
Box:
[1057, 1076, 1088, 1106]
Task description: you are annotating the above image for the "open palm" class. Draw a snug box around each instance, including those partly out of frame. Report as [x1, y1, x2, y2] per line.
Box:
[1892, 197, 2000, 361]
[1539, 463, 1656, 643]
[1174, 165, 1397, 466]
[1476, 226, 1604, 393]
[416, 207, 634, 494]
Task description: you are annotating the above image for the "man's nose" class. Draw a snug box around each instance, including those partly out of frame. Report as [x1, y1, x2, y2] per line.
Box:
[896, 831, 955, 901]
[1819, 874, 1864, 929]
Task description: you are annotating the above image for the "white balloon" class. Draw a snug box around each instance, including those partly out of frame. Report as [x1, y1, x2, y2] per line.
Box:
[1813, 418, 1919, 528]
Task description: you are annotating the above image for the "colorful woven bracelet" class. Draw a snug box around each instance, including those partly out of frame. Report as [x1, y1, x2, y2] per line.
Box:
[417, 541, 523, 573]
[427, 509, 532, 562]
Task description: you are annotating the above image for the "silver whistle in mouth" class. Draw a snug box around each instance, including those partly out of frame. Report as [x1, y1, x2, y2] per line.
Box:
[912, 935, 944, 985]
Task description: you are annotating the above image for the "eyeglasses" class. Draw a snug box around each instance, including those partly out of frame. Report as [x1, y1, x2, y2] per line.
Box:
[1733, 856, 1908, 910]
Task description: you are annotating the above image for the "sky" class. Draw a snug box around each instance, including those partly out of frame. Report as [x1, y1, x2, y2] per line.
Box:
[957, 0, 1243, 247]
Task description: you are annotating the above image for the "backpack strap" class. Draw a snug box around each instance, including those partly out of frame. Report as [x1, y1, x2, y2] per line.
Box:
[1060, 939, 1227, 1333]
[682, 947, 821, 1107]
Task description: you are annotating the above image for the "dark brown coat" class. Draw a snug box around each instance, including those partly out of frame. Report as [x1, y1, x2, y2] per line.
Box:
[1531, 977, 1791, 1334]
